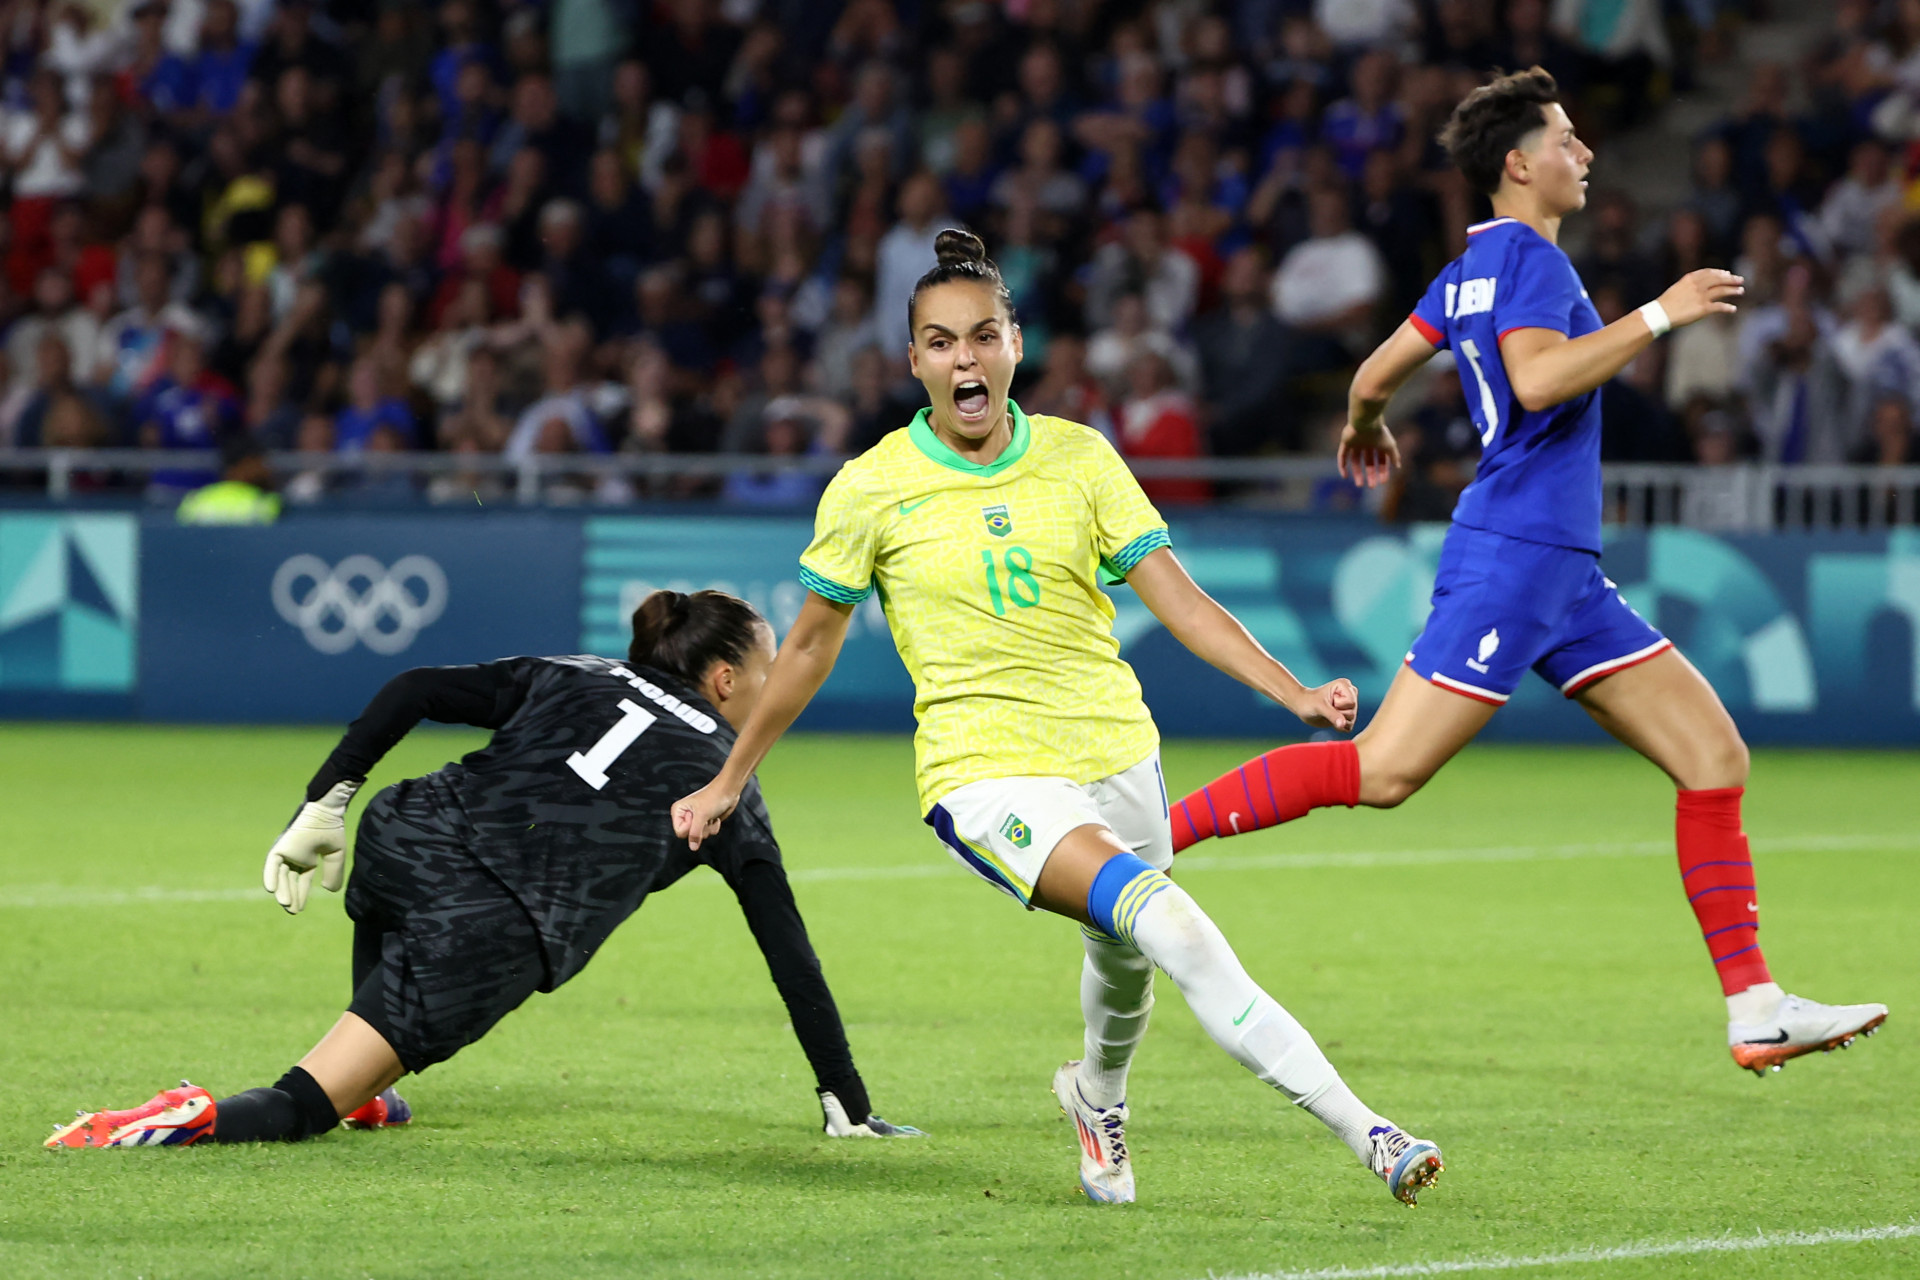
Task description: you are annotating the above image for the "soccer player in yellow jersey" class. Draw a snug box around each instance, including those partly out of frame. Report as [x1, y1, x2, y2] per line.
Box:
[675, 230, 1443, 1206]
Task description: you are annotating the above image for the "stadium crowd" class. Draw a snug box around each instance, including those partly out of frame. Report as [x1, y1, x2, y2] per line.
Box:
[0, 0, 1908, 510]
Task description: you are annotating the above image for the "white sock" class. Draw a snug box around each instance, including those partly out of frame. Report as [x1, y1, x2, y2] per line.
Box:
[1299, 1079, 1392, 1162]
[1727, 981, 1785, 1025]
[1122, 875, 1384, 1161]
[1077, 931, 1155, 1110]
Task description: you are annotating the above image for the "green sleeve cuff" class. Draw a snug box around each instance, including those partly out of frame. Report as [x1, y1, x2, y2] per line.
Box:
[798, 564, 873, 604]
[1099, 528, 1171, 584]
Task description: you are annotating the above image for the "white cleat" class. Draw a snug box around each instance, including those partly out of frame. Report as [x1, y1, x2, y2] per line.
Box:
[1052, 1060, 1133, 1204]
[819, 1090, 924, 1138]
[1729, 993, 1888, 1076]
[1365, 1124, 1444, 1206]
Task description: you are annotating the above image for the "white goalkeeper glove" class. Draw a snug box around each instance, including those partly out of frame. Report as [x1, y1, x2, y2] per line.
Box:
[262, 780, 360, 915]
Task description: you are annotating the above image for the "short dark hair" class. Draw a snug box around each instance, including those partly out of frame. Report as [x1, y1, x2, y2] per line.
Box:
[1438, 67, 1561, 196]
[908, 228, 1017, 338]
[628, 589, 767, 686]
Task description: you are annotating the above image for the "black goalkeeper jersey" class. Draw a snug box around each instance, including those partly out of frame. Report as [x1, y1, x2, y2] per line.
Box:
[308, 654, 781, 988]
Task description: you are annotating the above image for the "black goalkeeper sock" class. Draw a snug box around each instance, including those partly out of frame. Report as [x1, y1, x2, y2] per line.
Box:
[276, 1066, 343, 1140]
[210, 1087, 298, 1143]
[212, 1067, 341, 1144]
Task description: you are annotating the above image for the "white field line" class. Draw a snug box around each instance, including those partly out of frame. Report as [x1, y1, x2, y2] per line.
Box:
[0, 885, 265, 907]
[1208, 1221, 1920, 1280]
[0, 833, 1909, 909]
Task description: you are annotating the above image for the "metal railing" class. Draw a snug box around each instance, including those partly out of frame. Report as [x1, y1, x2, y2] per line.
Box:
[1602, 463, 1920, 531]
[0, 448, 1342, 504]
[4, 449, 1918, 529]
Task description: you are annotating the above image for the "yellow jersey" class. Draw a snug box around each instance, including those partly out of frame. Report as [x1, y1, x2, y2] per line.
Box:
[800, 401, 1170, 812]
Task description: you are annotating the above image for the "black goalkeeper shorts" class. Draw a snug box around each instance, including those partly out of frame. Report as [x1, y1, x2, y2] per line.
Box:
[344, 779, 547, 1073]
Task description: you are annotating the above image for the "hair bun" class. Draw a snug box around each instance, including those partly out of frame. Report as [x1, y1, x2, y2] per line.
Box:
[934, 227, 987, 269]
[909, 228, 1015, 333]
[649, 589, 690, 632]
[630, 589, 687, 661]
[626, 588, 767, 686]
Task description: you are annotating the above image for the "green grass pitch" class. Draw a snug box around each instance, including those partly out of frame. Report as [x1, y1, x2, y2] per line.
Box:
[0, 725, 1914, 1279]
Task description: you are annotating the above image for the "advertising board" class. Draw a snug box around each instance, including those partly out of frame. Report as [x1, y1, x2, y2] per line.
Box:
[2, 510, 1912, 744]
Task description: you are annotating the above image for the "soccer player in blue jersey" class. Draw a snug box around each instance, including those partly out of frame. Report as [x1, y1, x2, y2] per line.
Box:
[1170, 68, 1887, 1076]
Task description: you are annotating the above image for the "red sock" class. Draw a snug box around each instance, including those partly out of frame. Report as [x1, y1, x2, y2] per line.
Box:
[1676, 786, 1773, 996]
[1171, 741, 1360, 852]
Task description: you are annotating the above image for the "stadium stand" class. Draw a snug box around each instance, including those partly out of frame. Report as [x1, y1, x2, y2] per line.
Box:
[0, 0, 1912, 526]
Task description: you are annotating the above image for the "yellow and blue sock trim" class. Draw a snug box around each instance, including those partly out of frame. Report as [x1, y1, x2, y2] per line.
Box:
[1087, 853, 1172, 950]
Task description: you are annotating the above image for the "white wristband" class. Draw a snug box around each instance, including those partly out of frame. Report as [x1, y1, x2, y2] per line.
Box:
[1637, 300, 1671, 338]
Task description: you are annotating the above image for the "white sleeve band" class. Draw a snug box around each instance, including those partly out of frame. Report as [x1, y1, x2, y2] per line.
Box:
[1637, 300, 1672, 338]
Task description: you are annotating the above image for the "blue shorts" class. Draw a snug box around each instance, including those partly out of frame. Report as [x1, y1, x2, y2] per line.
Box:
[1404, 525, 1671, 705]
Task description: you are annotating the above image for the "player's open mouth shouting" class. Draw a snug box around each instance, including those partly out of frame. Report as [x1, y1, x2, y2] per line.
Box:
[953, 379, 991, 423]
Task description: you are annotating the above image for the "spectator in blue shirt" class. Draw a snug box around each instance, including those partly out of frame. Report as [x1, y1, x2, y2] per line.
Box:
[335, 356, 418, 452]
[721, 397, 830, 507]
[191, 0, 256, 118]
[430, 1, 499, 125]
[1258, 79, 1320, 179]
[1074, 55, 1178, 185]
[942, 118, 998, 224]
[127, 3, 195, 119]
[1321, 50, 1405, 180]
[136, 320, 241, 490]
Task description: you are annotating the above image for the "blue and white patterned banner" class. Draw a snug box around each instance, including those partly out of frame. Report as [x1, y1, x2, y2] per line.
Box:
[2, 509, 1913, 742]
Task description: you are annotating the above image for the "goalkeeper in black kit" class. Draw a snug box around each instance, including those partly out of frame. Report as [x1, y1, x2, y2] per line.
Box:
[47, 590, 921, 1149]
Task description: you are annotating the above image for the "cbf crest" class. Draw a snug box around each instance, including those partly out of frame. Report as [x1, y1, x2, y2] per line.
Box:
[982, 504, 1012, 538]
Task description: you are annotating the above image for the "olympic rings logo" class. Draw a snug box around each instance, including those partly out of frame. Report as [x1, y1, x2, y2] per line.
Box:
[271, 554, 449, 655]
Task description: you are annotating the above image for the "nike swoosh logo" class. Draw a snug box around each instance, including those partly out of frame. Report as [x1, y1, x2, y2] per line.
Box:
[1746, 902, 1758, 912]
[898, 496, 934, 514]
[1233, 999, 1257, 1026]
[1228, 811, 1243, 834]
[1747, 1030, 1791, 1044]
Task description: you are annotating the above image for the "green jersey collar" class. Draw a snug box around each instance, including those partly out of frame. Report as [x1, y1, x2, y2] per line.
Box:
[908, 400, 1032, 476]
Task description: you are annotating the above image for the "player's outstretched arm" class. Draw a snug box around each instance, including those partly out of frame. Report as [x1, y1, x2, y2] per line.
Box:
[1502, 268, 1743, 412]
[724, 856, 862, 1089]
[263, 663, 530, 914]
[1337, 320, 1436, 488]
[673, 592, 854, 850]
[718, 853, 919, 1134]
[1126, 547, 1357, 732]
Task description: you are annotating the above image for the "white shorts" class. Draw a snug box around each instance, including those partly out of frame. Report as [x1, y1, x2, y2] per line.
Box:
[924, 752, 1174, 907]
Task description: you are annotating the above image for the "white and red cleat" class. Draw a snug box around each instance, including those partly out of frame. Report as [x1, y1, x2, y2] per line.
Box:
[1052, 1060, 1134, 1204]
[45, 1081, 216, 1148]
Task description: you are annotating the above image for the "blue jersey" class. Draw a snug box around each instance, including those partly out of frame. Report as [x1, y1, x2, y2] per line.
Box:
[1408, 217, 1605, 553]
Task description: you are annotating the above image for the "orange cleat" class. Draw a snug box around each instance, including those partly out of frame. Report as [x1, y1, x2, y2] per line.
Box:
[45, 1081, 216, 1148]
[342, 1087, 412, 1129]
